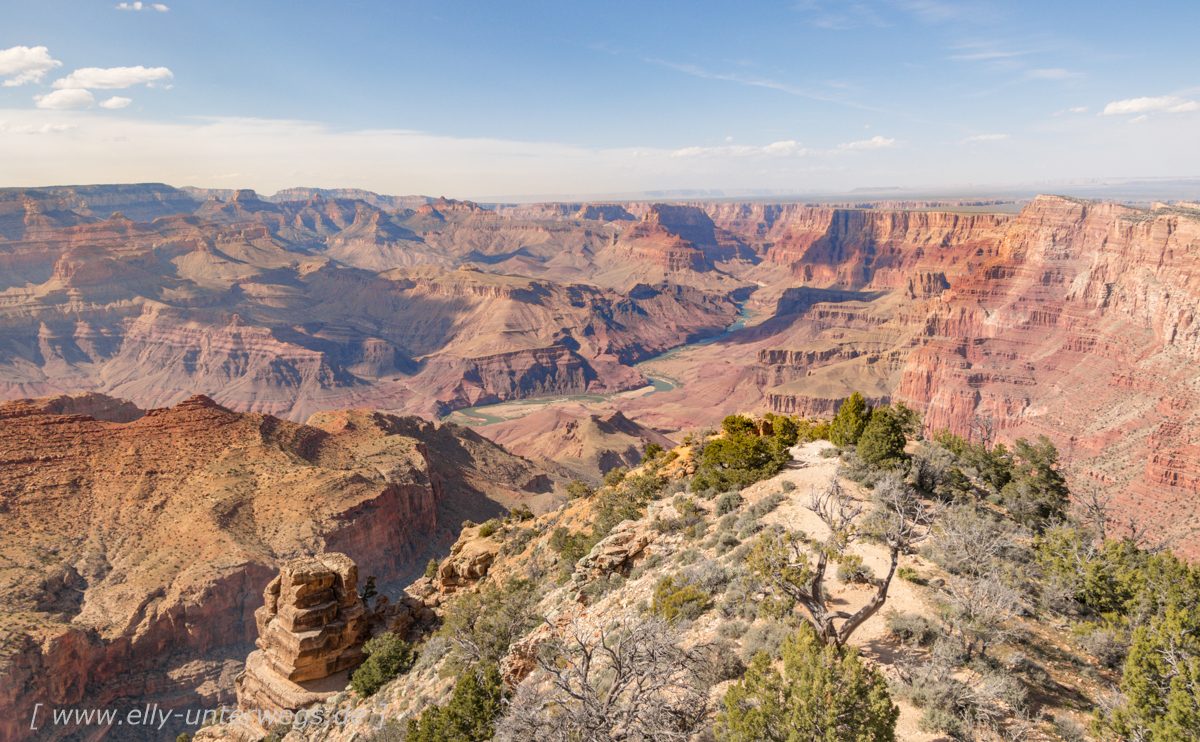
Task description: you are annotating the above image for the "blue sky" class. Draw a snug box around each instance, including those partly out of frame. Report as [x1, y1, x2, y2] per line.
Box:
[1, 0, 1198, 198]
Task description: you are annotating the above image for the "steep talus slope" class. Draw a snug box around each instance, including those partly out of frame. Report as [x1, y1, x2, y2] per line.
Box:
[0, 393, 550, 741]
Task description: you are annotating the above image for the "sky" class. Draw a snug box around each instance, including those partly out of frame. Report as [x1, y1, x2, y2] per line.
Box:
[1, 0, 1198, 200]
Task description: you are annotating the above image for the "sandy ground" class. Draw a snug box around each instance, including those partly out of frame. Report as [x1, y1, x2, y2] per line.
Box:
[738, 441, 942, 742]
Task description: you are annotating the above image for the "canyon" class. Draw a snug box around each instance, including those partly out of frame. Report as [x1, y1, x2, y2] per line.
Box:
[1, 185, 1198, 554]
[1, 183, 1199, 738]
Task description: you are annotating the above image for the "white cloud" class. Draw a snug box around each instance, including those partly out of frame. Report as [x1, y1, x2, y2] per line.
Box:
[53, 66, 173, 90]
[100, 96, 133, 109]
[117, 2, 169, 10]
[34, 89, 95, 110]
[949, 48, 1028, 62]
[670, 140, 810, 158]
[1102, 96, 1199, 116]
[838, 135, 895, 151]
[964, 133, 1010, 142]
[0, 45, 62, 87]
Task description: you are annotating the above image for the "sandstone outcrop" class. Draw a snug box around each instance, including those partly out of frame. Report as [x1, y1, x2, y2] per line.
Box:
[570, 520, 655, 593]
[435, 525, 502, 595]
[236, 554, 366, 715]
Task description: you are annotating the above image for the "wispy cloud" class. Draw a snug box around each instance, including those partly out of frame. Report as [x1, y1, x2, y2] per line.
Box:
[949, 46, 1029, 63]
[53, 66, 173, 90]
[116, 2, 169, 11]
[100, 96, 133, 110]
[838, 135, 896, 150]
[963, 133, 1009, 142]
[794, 1, 887, 30]
[671, 134, 897, 158]
[1053, 106, 1088, 116]
[0, 120, 76, 134]
[1102, 95, 1198, 116]
[646, 57, 883, 112]
[895, 0, 993, 24]
[671, 140, 810, 158]
[0, 45, 62, 87]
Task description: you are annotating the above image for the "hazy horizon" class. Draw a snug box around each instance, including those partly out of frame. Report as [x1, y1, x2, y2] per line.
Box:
[3, 1, 1199, 199]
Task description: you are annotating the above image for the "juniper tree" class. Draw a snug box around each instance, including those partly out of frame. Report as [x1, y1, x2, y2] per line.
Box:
[748, 471, 932, 647]
[829, 392, 871, 446]
[716, 624, 898, 742]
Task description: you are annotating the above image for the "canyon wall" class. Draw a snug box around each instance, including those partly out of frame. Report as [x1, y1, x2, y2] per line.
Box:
[896, 196, 1200, 552]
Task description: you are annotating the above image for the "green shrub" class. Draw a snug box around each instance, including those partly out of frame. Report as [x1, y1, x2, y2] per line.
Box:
[350, 632, 416, 697]
[506, 504, 534, 521]
[603, 466, 629, 488]
[828, 392, 871, 447]
[998, 437, 1069, 532]
[643, 442, 665, 460]
[692, 433, 791, 492]
[405, 663, 506, 742]
[424, 558, 439, 580]
[565, 479, 594, 499]
[651, 576, 712, 622]
[722, 414, 758, 436]
[789, 418, 829, 443]
[836, 553, 874, 584]
[763, 412, 800, 447]
[437, 579, 540, 669]
[897, 566, 926, 585]
[857, 405, 909, 469]
[477, 518, 501, 538]
[717, 625, 899, 741]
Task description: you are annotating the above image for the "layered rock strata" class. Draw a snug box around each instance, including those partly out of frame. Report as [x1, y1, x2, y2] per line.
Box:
[236, 554, 366, 715]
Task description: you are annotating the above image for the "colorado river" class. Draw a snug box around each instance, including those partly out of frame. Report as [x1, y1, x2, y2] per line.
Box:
[443, 302, 753, 426]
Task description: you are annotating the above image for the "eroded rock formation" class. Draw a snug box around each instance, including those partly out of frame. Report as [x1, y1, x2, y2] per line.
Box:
[236, 554, 366, 715]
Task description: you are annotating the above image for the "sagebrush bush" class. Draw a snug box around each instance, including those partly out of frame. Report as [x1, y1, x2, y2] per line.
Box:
[1074, 623, 1127, 670]
[738, 620, 793, 660]
[685, 561, 732, 595]
[719, 619, 749, 639]
[716, 491, 743, 515]
[579, 573, 625, 604]
[886, 611, 941, 647]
